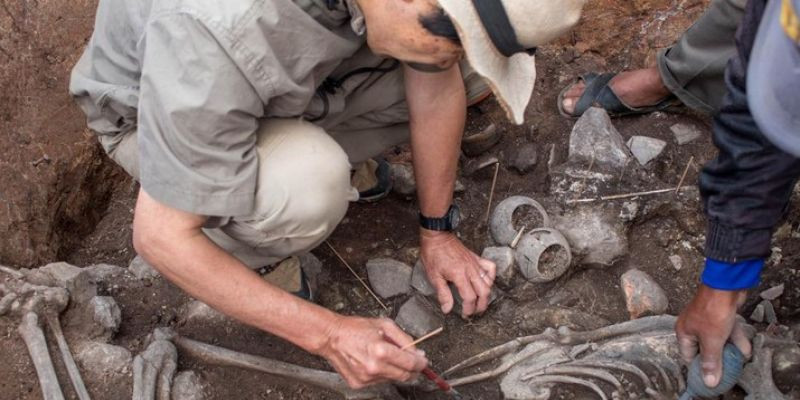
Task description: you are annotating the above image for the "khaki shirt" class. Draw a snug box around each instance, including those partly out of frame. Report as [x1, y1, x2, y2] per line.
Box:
[70, 0, 372, 217]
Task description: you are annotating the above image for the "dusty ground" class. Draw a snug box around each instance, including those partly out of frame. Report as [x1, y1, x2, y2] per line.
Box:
[1, 0, 799, 399]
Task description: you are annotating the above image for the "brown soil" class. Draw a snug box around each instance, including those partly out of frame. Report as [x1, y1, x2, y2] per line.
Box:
[2, 0, 799, 399]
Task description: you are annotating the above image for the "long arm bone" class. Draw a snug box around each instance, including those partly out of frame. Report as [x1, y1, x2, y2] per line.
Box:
[173, 335, 402, 400]
[445, 315, 677, 377]
[45, 314, 91, 400]
[18, 312, 65, 400]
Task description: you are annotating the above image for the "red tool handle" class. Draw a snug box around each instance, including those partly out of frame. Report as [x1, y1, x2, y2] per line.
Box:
[384, 336, 452, 392]
[422, 367, 452, 391]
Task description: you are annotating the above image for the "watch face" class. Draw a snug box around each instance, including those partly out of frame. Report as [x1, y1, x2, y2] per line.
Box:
[449, 205, 461, 230]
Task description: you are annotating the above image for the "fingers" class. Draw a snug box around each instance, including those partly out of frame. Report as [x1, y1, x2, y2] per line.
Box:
[431, 274, 454, 314]
[699, 335, 726, 388]
[730, 321, 753, 360]
[677, 329, 699, 365]
[466, 267, 491, 316]
[476, 257, 496, 285]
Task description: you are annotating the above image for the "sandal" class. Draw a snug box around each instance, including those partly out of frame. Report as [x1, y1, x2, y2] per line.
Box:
[557, 72, 678, 118]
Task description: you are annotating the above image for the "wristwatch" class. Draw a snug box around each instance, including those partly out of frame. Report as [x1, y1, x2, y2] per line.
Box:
[419, 205, 461, 232]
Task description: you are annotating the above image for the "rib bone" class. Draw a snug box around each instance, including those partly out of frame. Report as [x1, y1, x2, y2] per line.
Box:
[18, 312, 65, 400]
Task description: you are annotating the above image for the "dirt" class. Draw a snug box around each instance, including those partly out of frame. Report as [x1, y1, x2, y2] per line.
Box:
[2, 0, 799, 399]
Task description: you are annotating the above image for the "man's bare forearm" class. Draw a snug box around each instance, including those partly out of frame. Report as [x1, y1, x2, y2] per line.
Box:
[132, 189, 338, 354]
[404, 64, 466, 218]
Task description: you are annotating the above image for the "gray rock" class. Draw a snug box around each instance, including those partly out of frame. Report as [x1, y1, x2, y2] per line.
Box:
[763, 300, 778, 324]
[569, 107, 633, 169]
[750, 303, 765, 323]
[75, 342, 132, 378]
[172, 370, 206, 400]
[39, 262, 97, 302]
[669, 255, 683, 271]
[759, 284, 785, 301]
[366, 258, 413, 299]
[129, 255, 160, 280]
[670, 123, 702, 145]
[481, 247, 515, 288]
[389, 163, 416, 196]
[394, 296, 443, 338]
[626, 136, 667, 166]
[620, 269, 669, 319]
[84, 264, 125, 282]
[410, 260, 436, 297]
[508, 143, 538, 174]
[86, 296, 122, 340]
[554, 206, 628, 267]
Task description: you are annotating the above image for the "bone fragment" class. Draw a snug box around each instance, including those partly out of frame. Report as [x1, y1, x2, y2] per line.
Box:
[132, 340, 178, 400]
[18, 312, 65, 400]
[0, 265, 25, 279]
[45, 313, 91, 400]
[739, 334, 787, 400]
[174, 336, 402, 400]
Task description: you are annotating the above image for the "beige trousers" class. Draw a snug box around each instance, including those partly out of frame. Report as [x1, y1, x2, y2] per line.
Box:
[104, 59, 488, 269]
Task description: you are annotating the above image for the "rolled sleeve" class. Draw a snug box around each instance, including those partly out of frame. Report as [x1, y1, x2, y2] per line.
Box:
[138, 14, 265, 217]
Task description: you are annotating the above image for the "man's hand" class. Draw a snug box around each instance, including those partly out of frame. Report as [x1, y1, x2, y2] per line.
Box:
[420, 230, 496, 318]
[316, 316, 428, 389]
[675, 284, 752, 388]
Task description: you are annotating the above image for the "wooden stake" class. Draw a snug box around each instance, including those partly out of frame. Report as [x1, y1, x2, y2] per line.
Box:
[510, 225, 527, 249]
[401, 327, 444, 350]
[325, 242, 388, 311]
[567, 186, 694, 204]
[675, 156, 695, 194]
[484, 162, 501, 224]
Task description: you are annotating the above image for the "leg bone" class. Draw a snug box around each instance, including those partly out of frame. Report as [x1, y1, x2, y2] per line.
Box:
[739, 334, 787, 400]
[18, 312, 65, 400]
[45, 313, 91, 400]
[174, 335, 402, 400]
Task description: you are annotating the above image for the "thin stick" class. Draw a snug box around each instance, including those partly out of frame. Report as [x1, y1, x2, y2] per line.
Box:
[675, 156, 695, 194]
[484, 162, 501, 224]
[572, 155, 595, 203]
[510, 225, 527, 249]
[401, 327, 444, 350]
[567, 186, 694, 204]
[325, 242, 388, 311]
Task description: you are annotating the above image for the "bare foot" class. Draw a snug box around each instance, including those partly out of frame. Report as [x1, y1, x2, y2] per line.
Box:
[561, 67, 671, 115]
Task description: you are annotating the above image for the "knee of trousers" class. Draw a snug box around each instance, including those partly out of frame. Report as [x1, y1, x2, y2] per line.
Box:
[221, 119, 356, 258]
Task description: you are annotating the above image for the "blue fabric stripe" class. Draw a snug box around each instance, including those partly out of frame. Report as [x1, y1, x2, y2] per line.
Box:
[702, 258, 766, 290]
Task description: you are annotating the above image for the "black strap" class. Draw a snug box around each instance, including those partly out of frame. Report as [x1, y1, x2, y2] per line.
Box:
[470, 0, 530, 57]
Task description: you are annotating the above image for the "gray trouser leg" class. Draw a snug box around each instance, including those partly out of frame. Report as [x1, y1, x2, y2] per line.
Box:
[658, 0, 747, 113]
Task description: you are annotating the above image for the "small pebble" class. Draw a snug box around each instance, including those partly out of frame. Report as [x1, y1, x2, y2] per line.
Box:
[669, 255, 683, 271]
